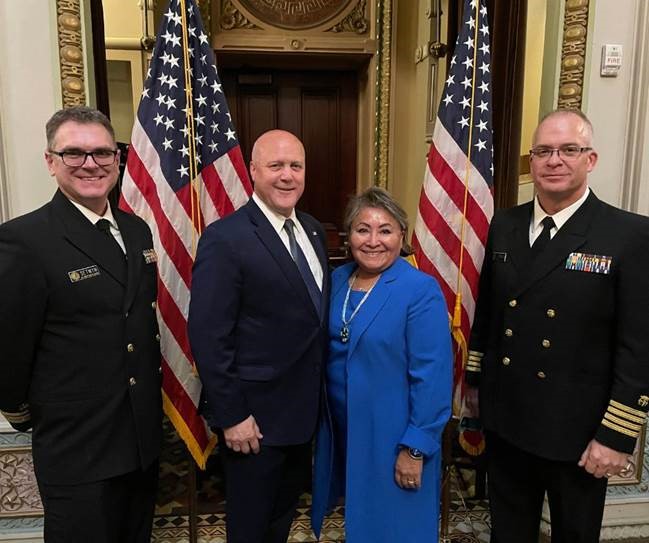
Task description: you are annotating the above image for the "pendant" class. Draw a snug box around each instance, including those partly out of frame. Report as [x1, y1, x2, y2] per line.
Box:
[340, 325, 350, 343]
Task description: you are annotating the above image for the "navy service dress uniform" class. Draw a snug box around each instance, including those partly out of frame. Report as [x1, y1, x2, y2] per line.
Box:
[0, 190, 162, 542]
[467, 191, 649, 542]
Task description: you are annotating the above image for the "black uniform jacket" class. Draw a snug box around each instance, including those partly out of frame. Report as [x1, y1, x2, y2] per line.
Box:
[468, 192, 649, 461]
[0, 190, 162, 485]
[188, 199, 330, 446]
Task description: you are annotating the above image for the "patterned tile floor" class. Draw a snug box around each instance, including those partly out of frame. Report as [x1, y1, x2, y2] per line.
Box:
[152, 429, 489, 543]
[151, 498, 489, 543]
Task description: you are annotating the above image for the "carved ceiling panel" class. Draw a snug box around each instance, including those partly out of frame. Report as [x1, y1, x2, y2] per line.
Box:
[232, 0, 356, 31]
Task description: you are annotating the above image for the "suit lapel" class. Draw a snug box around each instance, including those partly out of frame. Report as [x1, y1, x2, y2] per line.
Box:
[514, 192, 599, 296]
[245, 201, 319, 319]
[115, 209, 142, 312]
[51, 191, 127, 287]
[505, 203, 534, 273]
[346, 259, 401, 360]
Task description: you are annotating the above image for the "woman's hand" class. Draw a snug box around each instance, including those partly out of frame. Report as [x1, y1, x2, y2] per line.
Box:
[394, 449, 423, 490]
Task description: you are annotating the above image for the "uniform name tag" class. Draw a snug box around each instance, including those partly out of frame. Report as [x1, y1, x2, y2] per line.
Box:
[68, 265, 100, 283]
[142, 248, 157, 264]
[493, 251, 508, 263]
[565, 252, 612, 274]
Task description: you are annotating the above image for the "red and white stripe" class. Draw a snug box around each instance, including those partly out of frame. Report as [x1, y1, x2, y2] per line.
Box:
[120, 119, 252, 464]
[412, 120, 494, 385]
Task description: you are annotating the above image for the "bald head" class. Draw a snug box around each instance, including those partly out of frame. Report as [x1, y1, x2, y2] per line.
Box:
[249, 129, 306, 217]
[533, 109, 594, 148]
[251, 130, 305, 164]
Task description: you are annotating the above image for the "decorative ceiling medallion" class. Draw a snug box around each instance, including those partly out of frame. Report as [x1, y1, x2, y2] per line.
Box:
[235, 0, 354, 30]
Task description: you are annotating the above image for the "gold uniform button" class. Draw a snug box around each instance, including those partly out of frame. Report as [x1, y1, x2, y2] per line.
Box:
[129, 377, 137, 386]
[505, 328, 513, 337]
[537, 371, 546, 379]
[542, 339, 551, 348]
[127, 343, 135, 353]
[155, 334, 161, 342]
[509, 299, 517, 308]
[502, 357, 511, 366]
[547, 309, 556, 318]
[158, 366, 162, 374]
[151, 301, 157, 309]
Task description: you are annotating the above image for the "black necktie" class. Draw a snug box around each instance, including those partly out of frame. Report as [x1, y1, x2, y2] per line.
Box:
[96, 218, 126, 263]
[283, 219, 321, 315]
[531, 216, 556, 257]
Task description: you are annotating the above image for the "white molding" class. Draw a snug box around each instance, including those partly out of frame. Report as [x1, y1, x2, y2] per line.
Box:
[541, 494, 649, 539]
[0, 96, 10, 223]
[620, 0, 649, 214]
[0, 415, 14, 433]
[0, 534, 43, 543]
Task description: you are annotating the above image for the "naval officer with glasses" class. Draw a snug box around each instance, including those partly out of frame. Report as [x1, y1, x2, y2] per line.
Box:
[466, 109, 649, 543]
[0, 106, 162, 542]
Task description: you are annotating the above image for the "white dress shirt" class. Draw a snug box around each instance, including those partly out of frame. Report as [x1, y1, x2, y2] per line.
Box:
[529, 187, 590, 246]
[252, 193, 323, 290]
[69, 198, 126, 254]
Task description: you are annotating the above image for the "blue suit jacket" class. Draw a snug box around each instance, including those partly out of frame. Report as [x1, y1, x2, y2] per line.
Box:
[188, 199, 329, 445]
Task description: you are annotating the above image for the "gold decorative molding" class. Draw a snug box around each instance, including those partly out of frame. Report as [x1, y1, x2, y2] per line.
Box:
[327, 0, 368, 34]
[375, 0, 392, 187]
[197, 0, 214, 41]
[56, 0, 86, 107]
[558, 0, 589, 110]
[221, 0, 259, 30]
[235, 0, 354, 31]
[0, 448, 42, 517]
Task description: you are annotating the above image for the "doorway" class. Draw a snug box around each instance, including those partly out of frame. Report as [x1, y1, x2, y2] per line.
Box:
[221, 67, 358, 236]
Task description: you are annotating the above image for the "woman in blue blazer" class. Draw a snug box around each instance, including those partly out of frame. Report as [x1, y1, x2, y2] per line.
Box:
[312, 187, 452, 542]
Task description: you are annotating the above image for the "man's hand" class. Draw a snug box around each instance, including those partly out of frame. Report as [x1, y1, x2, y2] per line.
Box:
[394, 449, 423, 490]
[578, 439, 632, 478]
[223, 415, 263, 454]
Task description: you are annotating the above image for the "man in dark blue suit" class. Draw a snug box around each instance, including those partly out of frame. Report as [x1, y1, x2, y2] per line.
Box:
[467, 110, 649, 542]
[188, 129, 329, 543]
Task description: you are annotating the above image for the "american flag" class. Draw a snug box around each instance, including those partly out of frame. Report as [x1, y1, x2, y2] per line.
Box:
[119, 0, 252, 468]
[412, 0, 494, 409]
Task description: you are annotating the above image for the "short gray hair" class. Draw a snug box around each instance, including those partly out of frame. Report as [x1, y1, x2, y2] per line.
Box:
[534, 108, 594, 146]
[46, 106, 115, 149]
[343, 186, 413, 255]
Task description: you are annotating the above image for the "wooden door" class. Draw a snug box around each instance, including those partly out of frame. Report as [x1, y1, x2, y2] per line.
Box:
[222, 69, 358, 234]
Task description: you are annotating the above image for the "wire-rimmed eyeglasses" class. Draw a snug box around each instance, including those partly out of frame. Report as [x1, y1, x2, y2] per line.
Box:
[529, 145, 592, 161]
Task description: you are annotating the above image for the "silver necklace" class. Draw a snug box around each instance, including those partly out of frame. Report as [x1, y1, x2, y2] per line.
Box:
[340, 271, 380, 343]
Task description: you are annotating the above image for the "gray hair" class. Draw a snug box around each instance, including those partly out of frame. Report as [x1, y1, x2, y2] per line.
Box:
[534, 108, 594, 146]
[344, 186, 413, 255]
[46, 106, 115, 149]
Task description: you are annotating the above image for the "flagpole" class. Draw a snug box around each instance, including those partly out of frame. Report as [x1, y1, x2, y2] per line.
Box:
[178, 3, 200, 541]
[179, 0, 202, 254]
[452, 0, 482, 379]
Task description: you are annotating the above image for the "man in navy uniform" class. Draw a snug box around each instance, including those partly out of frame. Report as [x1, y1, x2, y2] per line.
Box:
[189, 129, 329, 543]
[0, 106, 162, 542]
[467, 109, 649, 542]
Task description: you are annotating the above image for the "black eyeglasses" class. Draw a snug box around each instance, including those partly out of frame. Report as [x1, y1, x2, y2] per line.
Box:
[529, 145, 592, 161]
[49, 149, 118, 167]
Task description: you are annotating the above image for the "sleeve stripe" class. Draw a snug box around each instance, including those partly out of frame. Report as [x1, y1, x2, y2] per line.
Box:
[1, 410, 31, 424]
[601, 418, 640, 438]
[609, 399, 647, 418]
[603, 412, 643, 432]
[607, 405, 646, 424]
